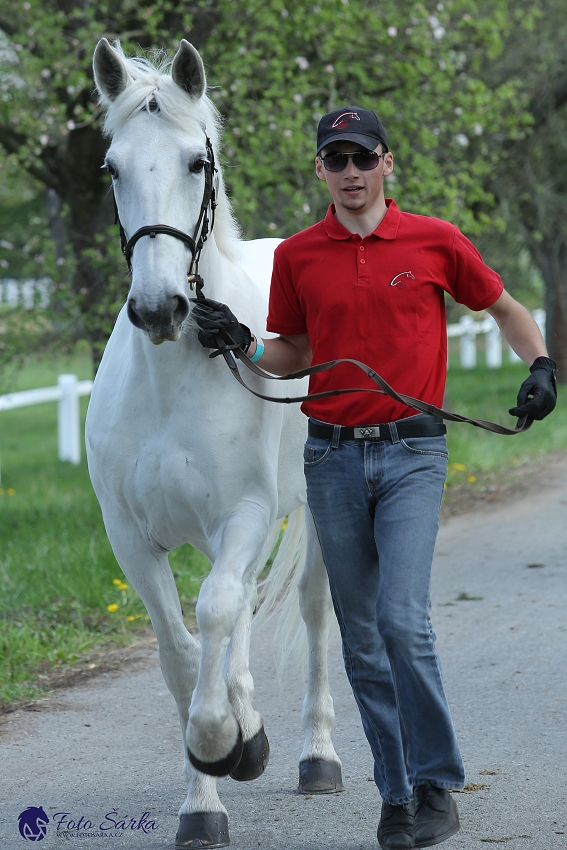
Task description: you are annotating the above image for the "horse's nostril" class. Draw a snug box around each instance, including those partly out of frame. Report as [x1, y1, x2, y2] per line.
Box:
[172, 294, 190, 325]
[127, 298, 146, 330]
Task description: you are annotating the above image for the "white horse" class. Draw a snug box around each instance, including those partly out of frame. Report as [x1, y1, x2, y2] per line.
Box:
[87, 38, 343, 848]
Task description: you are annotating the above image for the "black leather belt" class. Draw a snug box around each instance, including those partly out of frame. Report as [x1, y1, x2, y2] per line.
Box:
[308, 416, 446, 442]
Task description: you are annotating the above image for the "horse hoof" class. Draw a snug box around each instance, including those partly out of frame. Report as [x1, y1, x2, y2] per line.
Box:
[188, 728, 243, 777]
[298, 758, 345, 794]
[175, 812, 229, 848]
[229, 725, 270, 781]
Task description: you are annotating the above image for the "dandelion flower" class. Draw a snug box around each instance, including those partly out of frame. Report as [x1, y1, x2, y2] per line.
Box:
[0, 488, 4, 495]
[467, 475, 477, 483]
[281, 518, 288, 530]
[107, 603, 119, 612]
[118, 582, 128, 590]
[112, 578, 122, 585]
[452, 463, 467, 471]
[7, 488, 15, 496]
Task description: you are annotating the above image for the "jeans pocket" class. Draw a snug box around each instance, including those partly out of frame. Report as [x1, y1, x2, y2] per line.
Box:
[303, 438, 333, 467]
[399, 436, 448, 458]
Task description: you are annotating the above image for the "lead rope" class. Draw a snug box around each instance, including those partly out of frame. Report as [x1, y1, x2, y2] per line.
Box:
[204, 331, 532, 436]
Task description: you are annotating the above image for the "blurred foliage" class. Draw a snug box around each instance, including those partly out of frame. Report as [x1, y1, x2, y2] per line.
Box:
[207, 0, 531, 239]
[475, 0, 567, 373]
[0, 0, 565, 372]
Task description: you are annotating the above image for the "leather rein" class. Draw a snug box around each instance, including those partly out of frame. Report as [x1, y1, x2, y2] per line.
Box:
[112, 134, 531, 437]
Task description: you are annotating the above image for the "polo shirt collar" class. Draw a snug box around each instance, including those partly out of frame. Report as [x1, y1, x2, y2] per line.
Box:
[324, 198, 400, 241]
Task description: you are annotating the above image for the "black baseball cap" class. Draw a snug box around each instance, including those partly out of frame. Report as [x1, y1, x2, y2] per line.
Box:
[317, 106, 388, 155]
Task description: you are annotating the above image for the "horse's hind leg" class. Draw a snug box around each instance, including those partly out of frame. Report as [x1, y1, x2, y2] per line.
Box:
[225, 577, 270, 782]
[297, 506, 344, 794]
[102, 513, 230, 848]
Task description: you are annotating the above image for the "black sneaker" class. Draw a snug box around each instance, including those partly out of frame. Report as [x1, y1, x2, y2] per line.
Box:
[377, 800, 414, 850]
[413, 785, 460, 848]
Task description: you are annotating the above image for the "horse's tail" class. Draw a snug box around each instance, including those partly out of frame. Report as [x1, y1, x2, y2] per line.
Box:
[254, 505, 308, 677]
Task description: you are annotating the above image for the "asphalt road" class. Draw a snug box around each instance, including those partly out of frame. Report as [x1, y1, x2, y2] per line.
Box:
[1, 459, 566, 850]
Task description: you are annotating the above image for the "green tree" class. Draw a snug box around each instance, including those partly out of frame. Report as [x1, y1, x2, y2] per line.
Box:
[0, 0, 530, 367]
[476, 0, 567, 376]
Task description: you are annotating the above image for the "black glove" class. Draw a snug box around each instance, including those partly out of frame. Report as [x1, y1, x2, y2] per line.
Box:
[509, 356, 557, 421]
[191, 297, 252, 351]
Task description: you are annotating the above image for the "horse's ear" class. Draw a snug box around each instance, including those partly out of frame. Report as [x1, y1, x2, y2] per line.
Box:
[171, 40, 206, 99]
[93, 38, 130, 103]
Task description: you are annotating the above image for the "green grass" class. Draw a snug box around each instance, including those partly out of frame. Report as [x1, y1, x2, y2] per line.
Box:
[0, 352, 210, 708]
[0, 351, 565, 709]
[445, 358, 567, 485]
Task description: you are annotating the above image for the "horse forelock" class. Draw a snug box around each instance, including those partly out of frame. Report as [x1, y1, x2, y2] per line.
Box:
[100, 44, 242, 259]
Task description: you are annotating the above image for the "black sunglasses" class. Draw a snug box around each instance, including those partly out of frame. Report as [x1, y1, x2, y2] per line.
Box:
[321, 150, 386, 172]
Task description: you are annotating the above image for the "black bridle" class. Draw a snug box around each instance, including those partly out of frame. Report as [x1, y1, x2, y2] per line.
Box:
[114, 135, 217, 302]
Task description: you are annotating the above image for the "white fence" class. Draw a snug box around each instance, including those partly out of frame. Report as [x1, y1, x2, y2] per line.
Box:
[0, 277, 51, 309]
[0, 374, 93, 465]
[447, 309, 545, 369]
[0, 308, 547, 466]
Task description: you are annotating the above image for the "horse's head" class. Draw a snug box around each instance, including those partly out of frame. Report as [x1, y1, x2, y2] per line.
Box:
[93, 39, 236, 344]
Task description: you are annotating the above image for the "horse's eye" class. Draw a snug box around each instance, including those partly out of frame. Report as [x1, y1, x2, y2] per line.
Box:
[105, 163, 118, 179]
[189, 158, 207, 174]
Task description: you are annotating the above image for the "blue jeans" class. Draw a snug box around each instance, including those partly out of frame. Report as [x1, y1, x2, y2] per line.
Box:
[304, 415, 465, 805]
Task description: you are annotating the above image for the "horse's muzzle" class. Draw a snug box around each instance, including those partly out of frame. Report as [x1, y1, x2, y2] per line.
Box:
[127, 294, 190, 344]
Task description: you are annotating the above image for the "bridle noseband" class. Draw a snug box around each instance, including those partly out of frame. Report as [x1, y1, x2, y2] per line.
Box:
[113, 135, 217, 302]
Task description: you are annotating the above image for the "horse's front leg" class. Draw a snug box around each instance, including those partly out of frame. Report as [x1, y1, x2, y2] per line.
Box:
[224, 577, 270, 781]
[100, 510, 229, 848]
[187, 503, 271, 775]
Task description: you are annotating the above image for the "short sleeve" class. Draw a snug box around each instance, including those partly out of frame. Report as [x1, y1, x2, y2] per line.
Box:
[266, 250, 307, 335]
[444, 227, 504, 311]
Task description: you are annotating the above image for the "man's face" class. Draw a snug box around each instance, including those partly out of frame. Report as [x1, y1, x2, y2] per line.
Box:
[315, 140, 394, 214]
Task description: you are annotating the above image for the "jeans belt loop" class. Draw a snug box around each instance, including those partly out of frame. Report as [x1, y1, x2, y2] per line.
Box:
[388, 421, 400, 444]
[331, 424, 341, 448]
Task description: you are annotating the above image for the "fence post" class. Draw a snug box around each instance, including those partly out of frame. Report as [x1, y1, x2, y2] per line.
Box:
[459, 315, 476, 368]
[485, 315, 502, 368]
[532, 308, 546, 342]
[58, 374, 81, 464]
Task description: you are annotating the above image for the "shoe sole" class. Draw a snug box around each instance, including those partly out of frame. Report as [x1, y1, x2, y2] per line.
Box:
[377, 836, 413, 850]
[412, 819, 460, 849]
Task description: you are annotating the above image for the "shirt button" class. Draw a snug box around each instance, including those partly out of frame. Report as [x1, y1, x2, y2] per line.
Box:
[359, 245, 365, 251]
[360, 258, 366, 264]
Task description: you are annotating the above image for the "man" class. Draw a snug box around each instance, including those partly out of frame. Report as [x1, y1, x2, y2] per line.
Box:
[193, 107, 556, 849]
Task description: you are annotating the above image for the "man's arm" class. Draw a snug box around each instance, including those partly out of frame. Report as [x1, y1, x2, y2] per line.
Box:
[190, 297, 312, 375]
[486, 290, 548, 363]
[486, 290, 556, 420]
[248, 333, 312, 376]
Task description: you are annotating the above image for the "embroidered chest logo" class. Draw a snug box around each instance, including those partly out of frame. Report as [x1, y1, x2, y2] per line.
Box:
[331, 111, 360, 130]
[389, 271, 415, 290]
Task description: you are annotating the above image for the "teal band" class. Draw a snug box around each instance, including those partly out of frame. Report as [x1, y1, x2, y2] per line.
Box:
[249, 337, 265, 362]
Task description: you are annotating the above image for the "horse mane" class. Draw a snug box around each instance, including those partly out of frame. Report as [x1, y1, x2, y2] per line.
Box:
[99, 43, 242, 258]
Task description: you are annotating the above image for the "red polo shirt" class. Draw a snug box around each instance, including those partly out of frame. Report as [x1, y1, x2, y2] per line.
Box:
[266, 200, 503, 425]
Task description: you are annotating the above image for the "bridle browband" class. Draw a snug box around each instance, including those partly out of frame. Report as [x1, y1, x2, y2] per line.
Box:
[113, 134, 217, 300]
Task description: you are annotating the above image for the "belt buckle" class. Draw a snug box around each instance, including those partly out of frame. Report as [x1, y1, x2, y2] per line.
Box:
[353, 425, 381, 440]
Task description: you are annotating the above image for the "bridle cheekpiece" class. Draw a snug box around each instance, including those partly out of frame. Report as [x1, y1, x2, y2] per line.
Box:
[113, 135, 218, 302]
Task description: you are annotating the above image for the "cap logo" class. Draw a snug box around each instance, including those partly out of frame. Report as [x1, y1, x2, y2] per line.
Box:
[331, 111, 360, 129]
